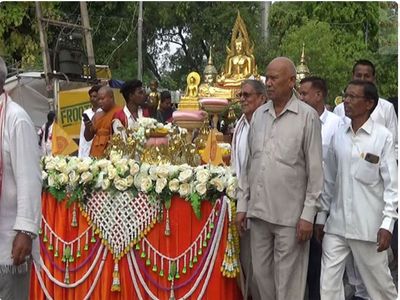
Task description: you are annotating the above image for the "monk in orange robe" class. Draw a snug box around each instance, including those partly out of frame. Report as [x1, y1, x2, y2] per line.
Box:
[84, 86, 120, 158]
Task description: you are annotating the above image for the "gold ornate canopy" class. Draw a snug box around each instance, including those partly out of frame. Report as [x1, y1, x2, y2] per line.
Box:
[215, 11, 258, 88]
[225, 11, 256, 74]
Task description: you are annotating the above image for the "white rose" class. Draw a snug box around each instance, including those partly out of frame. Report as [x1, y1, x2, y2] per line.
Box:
[149, 166, 158, 180]
[140, 177, 153, 193]
[58, 173, 68, 185]
[48, 174, 56, 187]
[68, 170, 80, 184]
[80, 171, 93, 184]
[115, 178, 128, 191]
[155, 178, 167, 194]
[45, 159, 57, 171]
[168, 178, 180, 192]
[168, 165, 179, 177]
[110, 150, 123, 164]
[179, 183, 191, 197]
[101, 178, 111, 190]
[156, 165, 169, 178]
[129, 162, 140, 176]
[196, 169, 210, 184]
[66, 157, 79, 173]
[97, 159, 111, 170]
[178, 169, 193, 183]
[107, 165, 118, 180]
[77, 159, 91, 173]
[140, 163, 151, 174]
[134, 173, 143, 190]
[55, 158, 68, 173]
[210, 177, 225, 192]
[42, 171, 48, 180]
[195, 182, 207, 196]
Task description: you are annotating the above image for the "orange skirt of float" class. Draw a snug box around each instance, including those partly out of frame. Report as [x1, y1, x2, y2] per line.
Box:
[30, 192, 241, 300]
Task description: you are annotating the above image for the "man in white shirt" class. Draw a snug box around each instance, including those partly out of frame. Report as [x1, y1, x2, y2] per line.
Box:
[78, 85, 101, 158]
[316, 80, 398, 300]
[0, 57, 42, 299]
[333, 59, 398, 300]
[231, 79, 266, 300]
[299, 76, 342, 300]
[333, 59, 398, 157]
[112, 79, 149, 133]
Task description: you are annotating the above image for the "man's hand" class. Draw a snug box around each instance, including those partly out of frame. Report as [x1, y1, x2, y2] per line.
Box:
[235, 212, 247, 236]
[314, 224, 325, 244]
[296, 219, 313, 243]
[11, 232, 32, 265]
[377, 228, 392, 252]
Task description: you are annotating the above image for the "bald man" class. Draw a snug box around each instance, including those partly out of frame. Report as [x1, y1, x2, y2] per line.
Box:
[84, 86, 120, 157]
[236, 57, 323, 300]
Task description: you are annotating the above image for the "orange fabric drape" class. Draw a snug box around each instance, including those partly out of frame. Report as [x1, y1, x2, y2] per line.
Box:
[30, 193, 241, 300]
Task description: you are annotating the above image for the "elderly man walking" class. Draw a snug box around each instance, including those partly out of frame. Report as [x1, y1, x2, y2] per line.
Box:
[232, 79, 266, 300]
[236, 57, 323, 300]
[0, 57, 42, 300]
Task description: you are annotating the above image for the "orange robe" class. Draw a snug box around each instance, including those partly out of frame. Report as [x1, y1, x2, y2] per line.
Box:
[89, 106, 120, 158]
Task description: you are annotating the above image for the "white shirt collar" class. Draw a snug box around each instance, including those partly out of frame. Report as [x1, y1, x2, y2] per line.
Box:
[320, 108, 328, 124]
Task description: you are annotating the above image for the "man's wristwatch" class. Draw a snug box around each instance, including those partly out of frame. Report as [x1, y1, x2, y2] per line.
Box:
[18, 230, 37, 240]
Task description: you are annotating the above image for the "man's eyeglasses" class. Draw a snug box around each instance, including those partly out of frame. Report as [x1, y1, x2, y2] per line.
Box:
[342, 93, 365, 101]
[237, 92, 260, 99]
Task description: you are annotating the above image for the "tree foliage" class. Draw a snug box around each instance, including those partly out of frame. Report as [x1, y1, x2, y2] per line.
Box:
[0, 2, 397, 100]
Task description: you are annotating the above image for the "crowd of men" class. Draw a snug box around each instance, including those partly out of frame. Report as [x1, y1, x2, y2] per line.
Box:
[234, 58, 398, 300]
[0, 53, 397, 300]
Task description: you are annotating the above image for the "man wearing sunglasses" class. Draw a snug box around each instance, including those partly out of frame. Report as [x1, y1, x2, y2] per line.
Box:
[231, 79, 266, 300]
[236, 57, 323, 300]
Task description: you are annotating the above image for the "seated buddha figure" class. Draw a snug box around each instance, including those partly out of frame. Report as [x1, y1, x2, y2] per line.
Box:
[216, 32, 256, 87]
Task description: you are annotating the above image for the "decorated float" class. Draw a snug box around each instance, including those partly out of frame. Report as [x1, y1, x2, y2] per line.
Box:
[31, 12, 261, 300]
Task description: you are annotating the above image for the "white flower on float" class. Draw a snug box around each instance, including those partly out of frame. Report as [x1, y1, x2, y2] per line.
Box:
[68, 170, 80, 184]
[168, 178, 180, 192]
[178, 169, 193, 183]
[155, 178, 167, 194]
[101, 178, 111, 190]
[80, 171, 93, 184]
[115, 177, 128, 191]
[107, 165, 118, 180]
[195, 168, 210, 184]
[179, 182, 191, 197]
[129, 162, 140, 176]
[210, 177, 225, 192]
[195, 182, 207, 196]
[140, 177, 153, 193]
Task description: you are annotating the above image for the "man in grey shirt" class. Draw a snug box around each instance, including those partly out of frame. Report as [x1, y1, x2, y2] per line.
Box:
[236, 57, 323, 300]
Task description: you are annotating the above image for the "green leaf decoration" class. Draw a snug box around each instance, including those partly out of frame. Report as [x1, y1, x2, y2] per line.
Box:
[164, 197, 172, 210]
[189, 192, 201, 219]
[49, 187, 67, 202]
[64, 246, 71, 259]
[169, 261, 177, 278]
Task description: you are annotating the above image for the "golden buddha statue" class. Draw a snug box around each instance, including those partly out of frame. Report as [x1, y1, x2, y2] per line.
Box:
[178, 72, 201, 110]
[216, 12, 258, 88]
[148, 79, 161, 117]
[199, 48, 234, 99]
[296, 43, 310, 87]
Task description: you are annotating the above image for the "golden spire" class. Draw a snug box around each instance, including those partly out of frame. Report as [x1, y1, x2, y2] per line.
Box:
[204, 46, 217, 76]
[296, 43, 310, 83]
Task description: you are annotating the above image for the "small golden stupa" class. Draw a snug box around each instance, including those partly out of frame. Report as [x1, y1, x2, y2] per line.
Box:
[296, 43, 310, 86]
